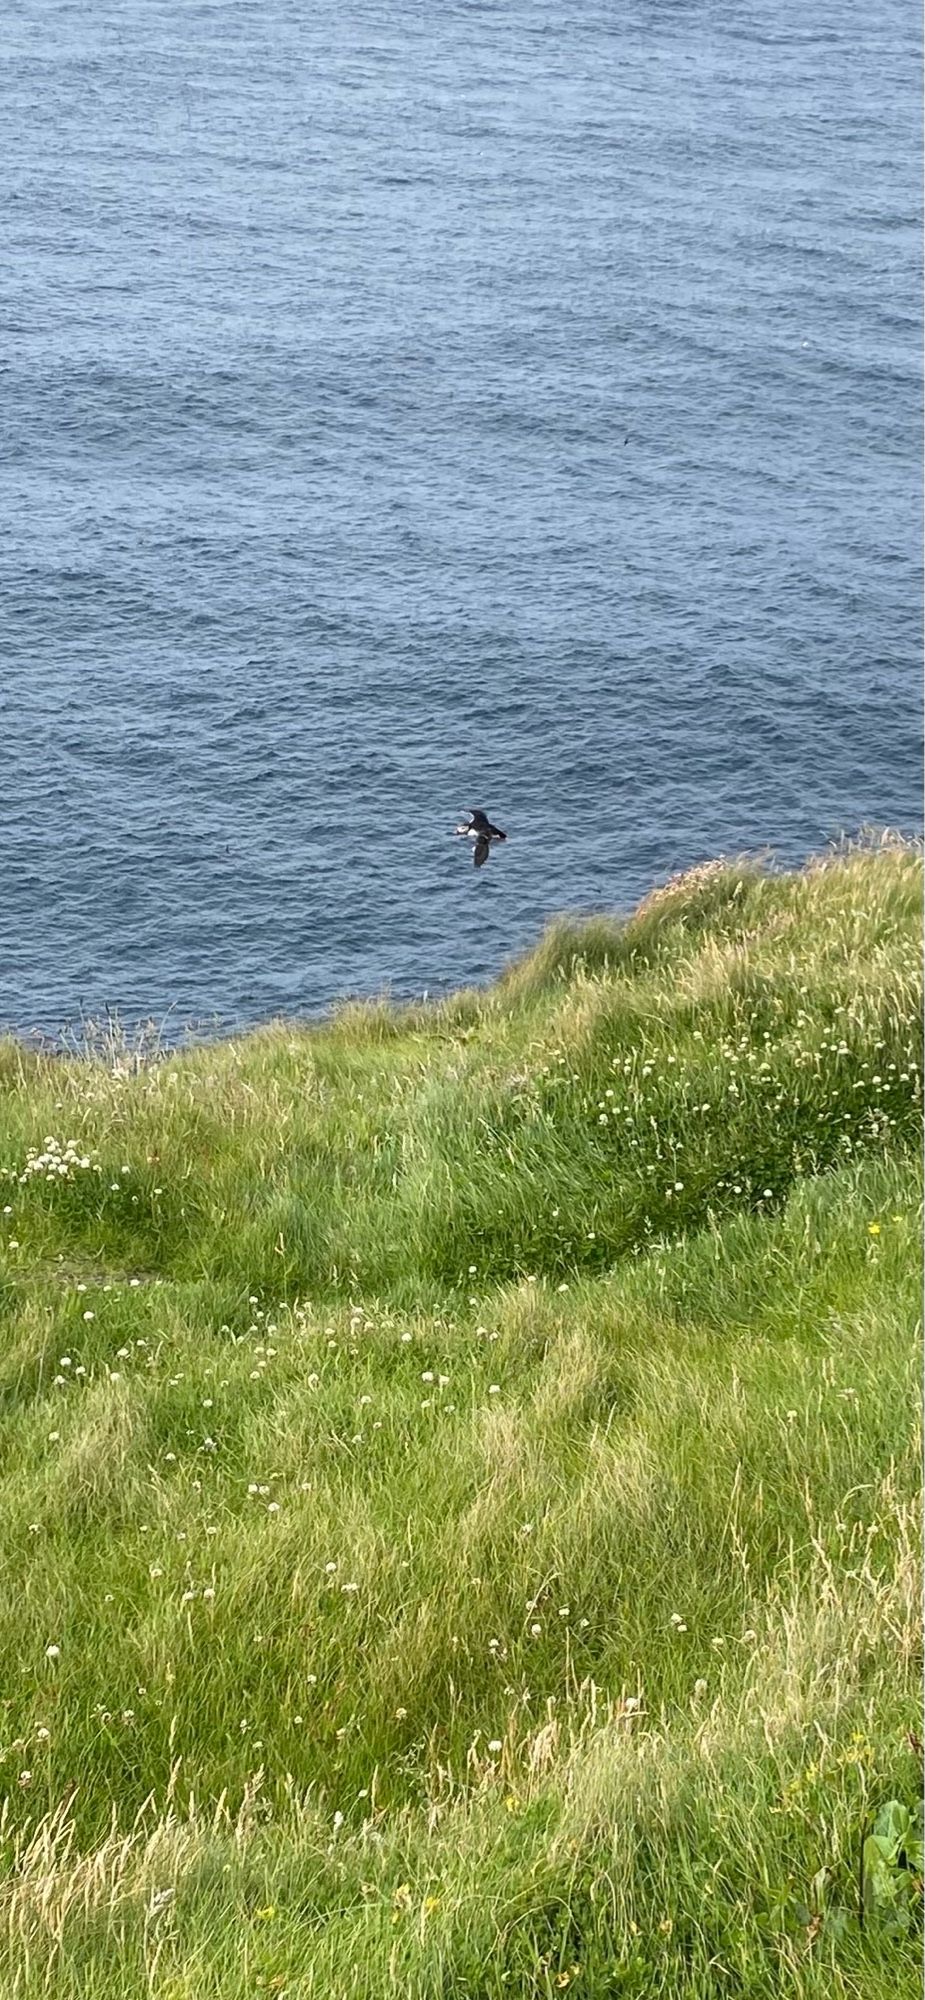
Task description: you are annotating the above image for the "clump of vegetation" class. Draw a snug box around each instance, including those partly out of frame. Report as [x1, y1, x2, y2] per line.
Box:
[0, 839, 920, 1997]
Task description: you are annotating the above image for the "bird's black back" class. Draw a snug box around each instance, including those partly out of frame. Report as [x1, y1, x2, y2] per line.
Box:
[469, 808, 505, 837]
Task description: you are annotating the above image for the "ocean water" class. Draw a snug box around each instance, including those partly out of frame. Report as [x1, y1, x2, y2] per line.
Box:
[4, 0, 922, 1041]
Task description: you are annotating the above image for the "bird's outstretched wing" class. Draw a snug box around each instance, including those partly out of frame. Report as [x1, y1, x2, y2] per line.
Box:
[473, 834, 490, 867]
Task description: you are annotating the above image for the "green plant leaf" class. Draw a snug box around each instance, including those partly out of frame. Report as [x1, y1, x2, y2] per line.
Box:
[863, 1837, 900, 1907]
[872, 1799, 910, 1852]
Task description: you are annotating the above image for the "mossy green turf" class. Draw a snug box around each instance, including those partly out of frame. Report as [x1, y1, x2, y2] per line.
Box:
[0, 844, 921, 1998]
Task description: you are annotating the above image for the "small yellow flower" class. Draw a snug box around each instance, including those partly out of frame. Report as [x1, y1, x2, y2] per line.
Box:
[422, 1895, 440, 1915]
[868, 1222, 880, 1235]
[255, 1904, 276, 1922]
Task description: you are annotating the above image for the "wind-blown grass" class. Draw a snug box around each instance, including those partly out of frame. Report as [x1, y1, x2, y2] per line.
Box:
[0, 840, 921, 1997]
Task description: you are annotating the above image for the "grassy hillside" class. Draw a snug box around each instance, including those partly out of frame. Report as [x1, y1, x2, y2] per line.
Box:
[0, 840, 921, 1998]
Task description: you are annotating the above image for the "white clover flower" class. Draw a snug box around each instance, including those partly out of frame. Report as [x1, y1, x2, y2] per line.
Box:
[45, 1644, 61, 1661]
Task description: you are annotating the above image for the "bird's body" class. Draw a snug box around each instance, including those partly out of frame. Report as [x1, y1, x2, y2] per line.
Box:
[455, 807, 507, 868]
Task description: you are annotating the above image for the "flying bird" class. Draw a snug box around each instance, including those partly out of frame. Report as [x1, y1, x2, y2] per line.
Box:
[455, 807, 507, 869]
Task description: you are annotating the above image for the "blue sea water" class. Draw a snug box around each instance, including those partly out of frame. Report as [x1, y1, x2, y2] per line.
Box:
[3, 0, 922, 1040]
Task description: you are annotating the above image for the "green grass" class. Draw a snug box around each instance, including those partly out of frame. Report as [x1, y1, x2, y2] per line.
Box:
[0, 839, 921, 1997]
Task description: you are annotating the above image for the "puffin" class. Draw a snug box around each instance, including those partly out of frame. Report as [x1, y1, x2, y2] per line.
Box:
[455, 808, 507, 868]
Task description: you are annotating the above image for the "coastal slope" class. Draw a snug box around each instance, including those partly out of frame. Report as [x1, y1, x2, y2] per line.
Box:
[0, 840, 921, 1998]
